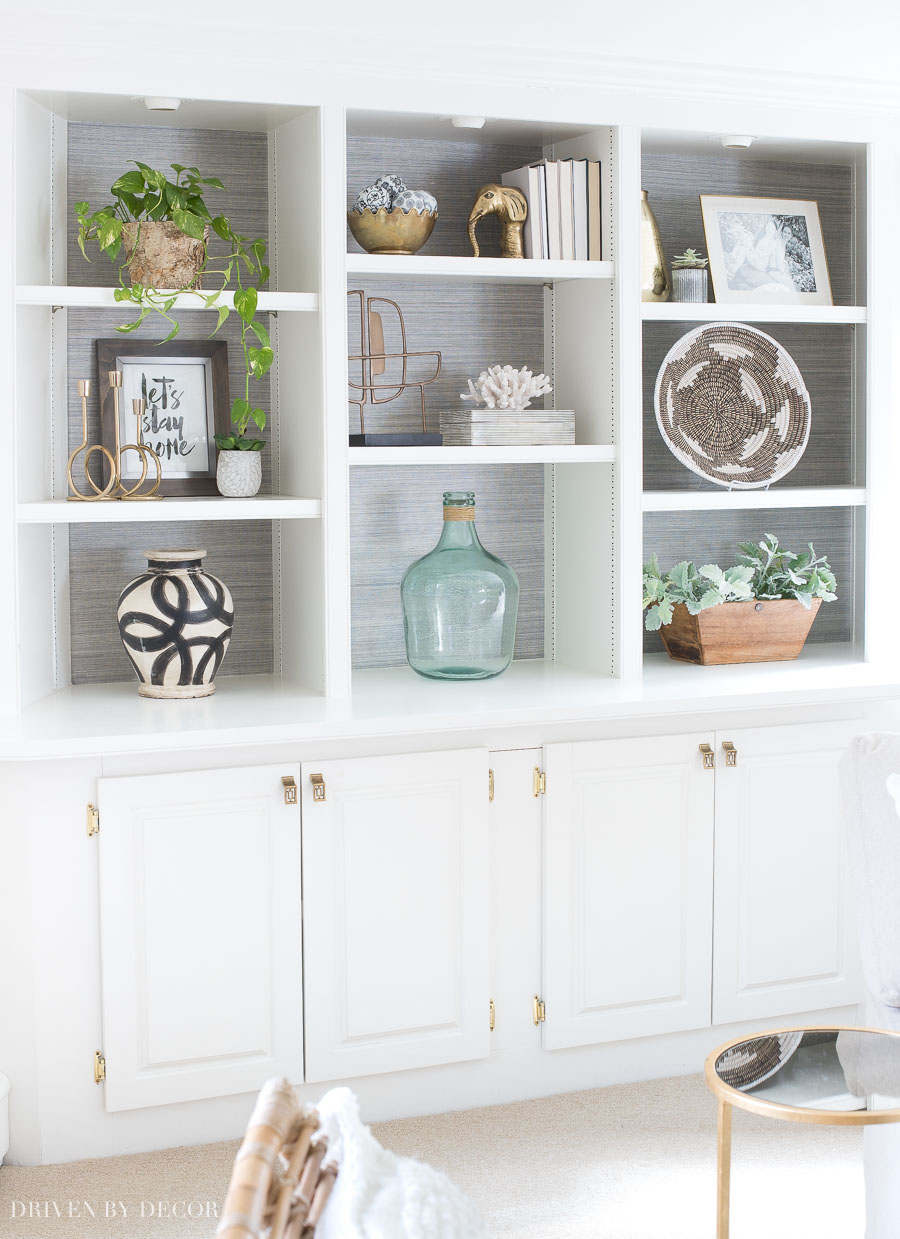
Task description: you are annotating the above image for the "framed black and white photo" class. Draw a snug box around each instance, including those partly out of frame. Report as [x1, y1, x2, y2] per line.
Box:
[700, 195, 833, 306]
[96, 340, 230, 496]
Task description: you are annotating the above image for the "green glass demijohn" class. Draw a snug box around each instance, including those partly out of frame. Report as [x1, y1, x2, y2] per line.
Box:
[401, 491, 519, 680]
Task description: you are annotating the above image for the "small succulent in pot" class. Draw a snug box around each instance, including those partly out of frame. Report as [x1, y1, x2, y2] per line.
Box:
[670, 247, 710, 302]
[671, 247, 709, 268]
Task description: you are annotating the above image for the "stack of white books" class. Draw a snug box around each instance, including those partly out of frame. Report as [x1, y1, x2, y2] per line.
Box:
[502, 159, 603, 261]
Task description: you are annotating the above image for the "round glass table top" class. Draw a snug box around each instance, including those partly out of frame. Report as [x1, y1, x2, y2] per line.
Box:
[709, 1028, 900, 1118]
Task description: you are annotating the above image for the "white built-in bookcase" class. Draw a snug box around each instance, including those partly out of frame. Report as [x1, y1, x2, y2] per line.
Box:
[5, 83, 889, 736]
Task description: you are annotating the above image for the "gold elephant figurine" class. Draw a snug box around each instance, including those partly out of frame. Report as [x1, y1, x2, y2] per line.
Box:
[467, 183, 528, 259]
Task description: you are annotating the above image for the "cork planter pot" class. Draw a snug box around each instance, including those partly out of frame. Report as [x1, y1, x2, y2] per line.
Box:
[658, 597, 823, 666]
[122, 220, 208, 289]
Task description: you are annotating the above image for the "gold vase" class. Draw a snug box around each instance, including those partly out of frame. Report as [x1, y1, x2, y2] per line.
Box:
[640, 190, 670, 303]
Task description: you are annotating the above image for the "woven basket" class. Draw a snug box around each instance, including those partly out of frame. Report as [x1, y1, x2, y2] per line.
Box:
[654, 322, 811, 489]
[715, 1031, 805, 1092]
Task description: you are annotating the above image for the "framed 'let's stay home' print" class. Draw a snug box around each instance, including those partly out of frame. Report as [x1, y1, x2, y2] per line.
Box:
[96, 340, 231, 496]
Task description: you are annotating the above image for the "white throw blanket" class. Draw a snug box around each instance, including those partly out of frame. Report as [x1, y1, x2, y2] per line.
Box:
[313, 1088, 488, 1239]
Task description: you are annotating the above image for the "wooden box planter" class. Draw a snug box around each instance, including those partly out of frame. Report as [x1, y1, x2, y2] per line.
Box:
[658, 598, 823, 666]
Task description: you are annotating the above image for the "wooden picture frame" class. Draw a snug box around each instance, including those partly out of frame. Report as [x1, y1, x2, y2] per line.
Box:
[700, 195, 833, 306]
[96, 339, 230, 496]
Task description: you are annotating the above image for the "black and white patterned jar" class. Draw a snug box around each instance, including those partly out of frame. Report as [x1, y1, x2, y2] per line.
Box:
[117, 549, 234, 699]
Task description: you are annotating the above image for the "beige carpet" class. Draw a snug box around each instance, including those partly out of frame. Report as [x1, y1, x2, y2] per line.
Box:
[0, 1074, 864, 1238]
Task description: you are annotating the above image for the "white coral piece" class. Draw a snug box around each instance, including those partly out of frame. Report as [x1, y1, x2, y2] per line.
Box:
[460, 364, 553, 412]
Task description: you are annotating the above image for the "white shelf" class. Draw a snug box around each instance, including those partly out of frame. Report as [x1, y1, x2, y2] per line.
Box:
[16, 285, 318, 313]
[346, 254, 615, 285]
[642, 486, 866, 512]
[349, 445, 617, 466]
[641, 302, 867, 325]
[639, 643, 879, 702]
[16, 496, 322, 523]
[3, 648, 896, 759]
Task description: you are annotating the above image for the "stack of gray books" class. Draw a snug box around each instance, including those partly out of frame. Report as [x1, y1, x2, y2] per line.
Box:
[439, 409, 575, 446]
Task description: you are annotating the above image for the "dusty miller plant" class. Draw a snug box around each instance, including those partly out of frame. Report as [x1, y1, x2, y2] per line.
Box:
[642, 557, 754, 632]
[643, 534, 837, 632]
[735, 533, 837, 608]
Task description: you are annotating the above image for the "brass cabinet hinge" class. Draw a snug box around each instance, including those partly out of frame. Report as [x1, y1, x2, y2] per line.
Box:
[722, 741, 737, 767]
[309, 773, 326, 802]
[532, 995, 546, 1025]
[488, 768, 494, 802]
[533, 767, 546, 797]
[86, 804, 100, 837]
[699, 743, 715, 770]
[489, 998, 496, 1031]
[93, 1050, 106, 1084]
[281, 775, 298, 805]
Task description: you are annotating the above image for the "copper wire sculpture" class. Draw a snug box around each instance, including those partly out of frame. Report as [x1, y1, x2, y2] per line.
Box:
[347, 290, 441, 435]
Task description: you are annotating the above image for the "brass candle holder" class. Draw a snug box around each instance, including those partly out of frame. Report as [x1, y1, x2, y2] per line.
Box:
[67, 380, 116, 500]
[66, 372, 163, 501]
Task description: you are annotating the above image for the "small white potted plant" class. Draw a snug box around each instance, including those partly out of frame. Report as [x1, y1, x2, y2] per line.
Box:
[215, 396, 266, 497]
[671, 247, 709, 303]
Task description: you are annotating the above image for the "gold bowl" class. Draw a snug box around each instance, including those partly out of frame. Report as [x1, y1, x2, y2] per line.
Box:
[347, 207, 438, 255]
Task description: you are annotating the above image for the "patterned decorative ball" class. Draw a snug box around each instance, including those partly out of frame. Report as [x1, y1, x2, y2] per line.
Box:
[356, 184, 392, 213]
[375, 173, 406, 198]
[392, 188, 438, 215]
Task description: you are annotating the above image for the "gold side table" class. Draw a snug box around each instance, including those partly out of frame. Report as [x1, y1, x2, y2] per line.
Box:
[705, 1025, 900, 1239]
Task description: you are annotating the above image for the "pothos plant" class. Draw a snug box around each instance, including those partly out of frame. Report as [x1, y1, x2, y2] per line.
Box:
[643, 533, 837, 632]
[75, 161, 273, 451]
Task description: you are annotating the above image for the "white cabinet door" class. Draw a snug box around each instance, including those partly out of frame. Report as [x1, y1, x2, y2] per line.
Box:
[301, 748, 490, 1082]
[713, 720, 863, 1024]
[97, 764, 303, 1111]
[542, 734, 715, 1050]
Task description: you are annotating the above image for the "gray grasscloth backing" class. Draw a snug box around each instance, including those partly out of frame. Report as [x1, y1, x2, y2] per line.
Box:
[69, 522, 274, 684]
[350, 466, 544, 669]
[66, 123, 274, 683]
[642, 506, 856, 654]
[346, 137, 547, 437]
[347, 136, 544, 260]
[643, 322, 859, 491]
[641, 153, 855, 305]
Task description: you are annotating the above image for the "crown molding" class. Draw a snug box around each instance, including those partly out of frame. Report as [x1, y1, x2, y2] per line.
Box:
[8, 14, 900, 119]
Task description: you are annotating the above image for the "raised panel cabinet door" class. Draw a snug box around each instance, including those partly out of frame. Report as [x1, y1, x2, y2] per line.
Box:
[301, 748, 490, 1082]
[542, 735, 715, 1050]
[713, 719, 864, 1024]
[97, 764, 303, 1112]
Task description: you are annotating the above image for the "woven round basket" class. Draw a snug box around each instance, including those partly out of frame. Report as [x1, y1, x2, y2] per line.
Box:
[654, 322, 811, 489]
[715, 1031, 805, 1092]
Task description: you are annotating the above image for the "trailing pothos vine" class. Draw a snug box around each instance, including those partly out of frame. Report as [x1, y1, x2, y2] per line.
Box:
[75, 161, 273, 451]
